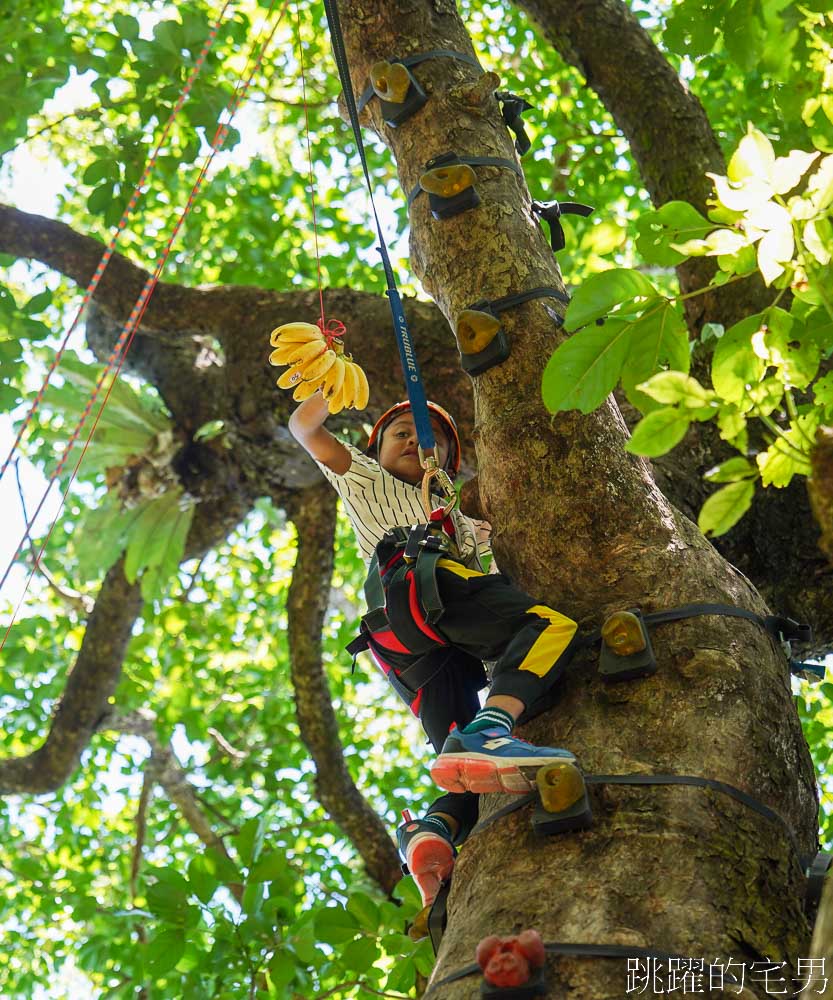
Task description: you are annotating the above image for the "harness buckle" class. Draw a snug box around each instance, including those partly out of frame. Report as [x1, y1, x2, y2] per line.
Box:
[403, 523, 450, 563]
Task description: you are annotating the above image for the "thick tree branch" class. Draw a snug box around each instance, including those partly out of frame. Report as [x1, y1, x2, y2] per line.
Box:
[0, 496, 255, 798]
[285, 483, 402, 896]
[0, 555, 142, 795]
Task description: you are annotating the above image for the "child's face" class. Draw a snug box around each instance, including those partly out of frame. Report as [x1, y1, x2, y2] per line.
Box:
[378, 413, 451, 485]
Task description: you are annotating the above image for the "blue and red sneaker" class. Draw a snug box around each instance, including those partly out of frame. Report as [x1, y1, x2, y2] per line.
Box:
[431, 725, 576, 794]
[396, 816, 456, 910]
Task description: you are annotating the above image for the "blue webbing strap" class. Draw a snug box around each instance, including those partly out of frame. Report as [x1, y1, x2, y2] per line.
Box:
[322, 0, 436, 455]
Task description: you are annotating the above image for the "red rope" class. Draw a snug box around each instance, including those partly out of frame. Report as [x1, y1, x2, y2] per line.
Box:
[0, 0, 234, 484]
[1, 0, 290, 643]
[294, 1, 327, 331]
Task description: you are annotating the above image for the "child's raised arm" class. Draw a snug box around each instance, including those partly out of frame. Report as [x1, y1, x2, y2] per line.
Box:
[288, 390, 352, 474]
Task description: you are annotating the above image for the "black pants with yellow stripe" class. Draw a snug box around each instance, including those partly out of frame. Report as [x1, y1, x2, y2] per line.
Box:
[366, 556, 577, 842]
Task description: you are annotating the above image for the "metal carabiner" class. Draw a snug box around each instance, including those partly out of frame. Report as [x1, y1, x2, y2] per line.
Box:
[419, 447, 457, 519]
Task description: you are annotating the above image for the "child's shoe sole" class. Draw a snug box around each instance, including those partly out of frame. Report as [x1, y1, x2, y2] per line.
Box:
[406, 833, 455, 907]
[431, 753, 563, 794]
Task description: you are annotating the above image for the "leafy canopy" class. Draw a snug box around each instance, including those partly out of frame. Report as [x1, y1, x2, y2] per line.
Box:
[1, 1, 832, 997]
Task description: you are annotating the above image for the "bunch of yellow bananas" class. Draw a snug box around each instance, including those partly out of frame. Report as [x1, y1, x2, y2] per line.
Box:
[268, 322, 370, 413]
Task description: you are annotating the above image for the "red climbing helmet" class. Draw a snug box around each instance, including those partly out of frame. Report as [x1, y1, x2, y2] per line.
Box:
[367, 400, 461, 474]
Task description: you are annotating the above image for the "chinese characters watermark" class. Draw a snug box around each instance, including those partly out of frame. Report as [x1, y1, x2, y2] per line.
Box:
[626, 957, 828, 996]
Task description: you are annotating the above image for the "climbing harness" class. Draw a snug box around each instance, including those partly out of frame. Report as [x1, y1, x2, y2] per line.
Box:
[532, 199, 595, 253]
[407, 152, 524, 220]
[0, 0, 234, 488]
[1, 0, 288, 642]
[455, 286, 571, 376]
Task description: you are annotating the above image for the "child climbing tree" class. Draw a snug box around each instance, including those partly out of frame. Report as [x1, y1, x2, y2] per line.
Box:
[1, 0, 831, 996]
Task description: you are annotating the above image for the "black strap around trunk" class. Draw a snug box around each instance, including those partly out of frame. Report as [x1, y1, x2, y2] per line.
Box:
[407, 155, 524, 207]
[469, 772, 811, 872]
[357, 50, 481, 112]
[576, 602, 813, 650]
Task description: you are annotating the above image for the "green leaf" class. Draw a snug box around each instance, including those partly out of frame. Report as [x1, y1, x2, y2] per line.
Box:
[621, 300, 691, 410]
[757, 412, 816, 487]
[154, 20, 182, 55]
[139, 501, 194, 602]
[704, 457, 758, 483]
[82, 159, 119, 187]
[564, 268, 657, 328]
[625, 408, 691, 458]
[24, 290, 52, 315]
[760, 309, 820, 389]
[635, 201, 711, 267]
[814, 372, 833, 418]
[146, 881, 190, 924]
[87, 182, 114, 216]
[249, 849, 288, 883]
[123, 490, 185, 584]
[314, 905, 360, 945]
[187, 855, 220, 905]
[711, 313, 767, 403]
[152, 866, 190, 894]
[268, 948, 297, 989]
[542, 318, 631, 414]
[698, 480, 756, 537]
[203, 847, 241, 885]
[235, 815, 266, 867]
[340, 937, 380, 972]
[289, 922, 320, 965]
[146, 927, 185, 977]
[194, 419, 225, 442]
[636, 371, 713, 408]
[747, 377, 785, 417]
[346, 891, 380, 933]
[113, 13, 140, 39]
[412, 937, 435, 976]
[242, 881, 263, 916]
[717, 406, 748, 449]
[386, 956, 417, 994]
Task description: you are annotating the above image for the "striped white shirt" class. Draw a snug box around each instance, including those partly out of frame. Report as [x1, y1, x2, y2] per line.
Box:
[315, 444, 487, 570]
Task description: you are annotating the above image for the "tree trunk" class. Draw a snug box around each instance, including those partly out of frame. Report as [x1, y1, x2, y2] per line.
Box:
[337, 2, 819, 995]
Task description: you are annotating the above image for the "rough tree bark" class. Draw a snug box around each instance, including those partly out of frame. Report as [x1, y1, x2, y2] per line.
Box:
[337, 2, 819, 996]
